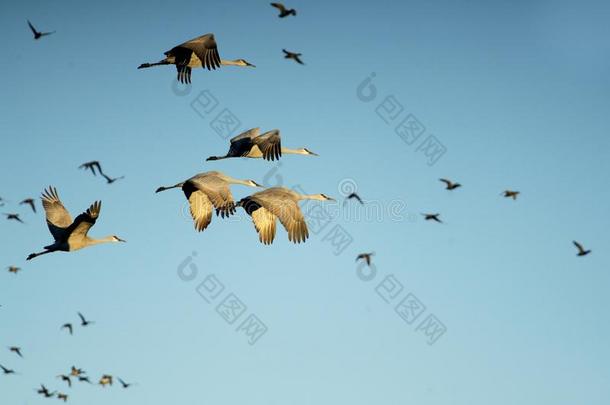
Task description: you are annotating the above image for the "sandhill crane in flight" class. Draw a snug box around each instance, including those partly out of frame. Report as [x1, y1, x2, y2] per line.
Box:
[206, 128, 318, 161]
[99, 374, 113, 387]
[78, 376, 92, 384]
[502, 190, 520, 200]
[156, 171, 262, 232]
[422, 213, 442, 223]
[79, 161, 103, 176]
[8, 347, 23, 358]
[573, 241, 591, 257]
[78, 312, 94, 326]
[26, 187, 125, 260]
[0, 364, 15, 375]
[57, 375, 72, 387]
[356, 252, 374, 266]
[70, 366, 85, 377]
[4, 213, 24, 223]
[271, 3, 297, 17]
[102, 173, 125, 184]
[237, 187, 334, 244]
[57, 393, 68, 402]
[36, 384, 55, 398]
[138, 33, 255, 84]
[283, 49, 305, 65]
[440, 179, 461, 190]
[344, 192, 364, 206]
[61, 323, 73, 335]
[7, 266, 21, 274]
[27, 20, 55, 40]
[20, 198, 37, 213]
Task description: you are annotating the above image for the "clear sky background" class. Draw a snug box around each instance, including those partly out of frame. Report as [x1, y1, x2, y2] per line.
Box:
[1, 0, 609, 404]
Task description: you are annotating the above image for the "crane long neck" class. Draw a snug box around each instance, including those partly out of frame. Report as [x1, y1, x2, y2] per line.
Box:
[225, 177, 253, 187]
[156, 182, 184, 193]
[87, 236, 116, 246]
[221, 59, 242, 66]
[299, 194, 325, 201]
[281, 147, 306, 155]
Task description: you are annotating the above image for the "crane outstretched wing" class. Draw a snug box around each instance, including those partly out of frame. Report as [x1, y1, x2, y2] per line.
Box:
[254, 192, 309, 243]
[67, 201, 101, 244]
[182, 184, 213, 232]
[253, 130, 282, 161]
[41, 187, 73, 241]
[170, 33, 221, 71]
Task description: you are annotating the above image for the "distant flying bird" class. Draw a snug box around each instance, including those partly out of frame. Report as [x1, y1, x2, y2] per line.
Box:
[102, 173, 125, 184]
[70, 366, 85, 377]
[283, 49, 305, 65]
[422, 213, 442, 223]
[78, 376, 92, 384]
[37, 384, 56, 398]
[20, 198, 37, 213]
[8, 347, 23, 358]
[79, 161, 103, 176]
[27, 20, 55, 40]
[118, 377, 134, 389]
[99, 374, 113, 387]
[502, 190, 520, 200]
[57, 375, 72, 387]
[206, 128, 318, 161]
[237, 187, 334, 244]
[271, 3, 296, 17]
[0, 364, 15, 375]
[61, 323, 73, 335]
[356, 252, 374, 266]
[573, 241, 591, 257]
[343, 192, 364, 206]
[156, 171, 262, 232]
[7, 266, 21, 274]
[77, 312, 94, 327]
[26, 187, 126, 260]
[138, 33, 255, 84]
[57, 393, 68, 402]
[4, 213, 24, 223]
[439, 178, 461, 190]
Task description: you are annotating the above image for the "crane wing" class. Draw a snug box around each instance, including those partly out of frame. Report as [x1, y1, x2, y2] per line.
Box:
[172, 33, 221, 71]
[253, 129, 282, 161]
[254, 192, 309, 243]
[182, 184, 213, 232]
[251, 207, 277, 244]
[196, 176, 236, 218]
[27, 20, 38, 35]
[67, 201, 101, 245]
[230, 127, 260, 143]
[271, 3, 287, 12]
[41, 187, 73, 241]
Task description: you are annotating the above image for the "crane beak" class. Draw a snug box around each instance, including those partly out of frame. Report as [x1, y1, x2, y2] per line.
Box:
[246, 61, 256, 67]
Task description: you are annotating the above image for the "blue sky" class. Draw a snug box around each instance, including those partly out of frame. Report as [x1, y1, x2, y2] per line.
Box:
[1, 0, 609, 404]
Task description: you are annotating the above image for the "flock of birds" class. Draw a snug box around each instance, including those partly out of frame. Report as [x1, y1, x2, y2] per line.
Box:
[3, 2, 594, 402]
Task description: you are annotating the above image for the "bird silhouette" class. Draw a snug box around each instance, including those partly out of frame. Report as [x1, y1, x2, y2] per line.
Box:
[99, 374, 113, 387]
[356, 252, 374, 266]
[70, 366, 85, 376]
[422, 213, 442, 223]
[118, 377, 134, 389]
[102, 173, 125, 184]
[79, 161, 104, 176]
[20, 198, 37, 213]
[282, 49, 305, 65]
[36, 384, 56, 398]
[271, 3, 297, 17]
[501, 190, 520, 200]
[8, 347, 23, 358]
[57, 374, 72, 387]
[4, 213, 24, 223]
[78, 376, 92, 384]
[61, 323, 73, 335]
[78, 312, 94, 327]
[439, 178, 461, 190]
[7, 266, 21, 274]
[343, 192, 364, 206]
[57, 393, 68, 402]
[0, 364, 15, 375]
[27, 20, 55, 40]
[573, 241, 591, 257]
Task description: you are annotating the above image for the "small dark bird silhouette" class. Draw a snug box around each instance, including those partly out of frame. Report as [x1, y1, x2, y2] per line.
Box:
[99, 374, 113, 387]
[61, 323, 73, 335]
[20, 198, 37, 213]
[78, 312, 94, 327]
[439, 178, 461, 190]
[344, 192, 364, 206]
[57, 393, 68, 402]
[8, 347, 23, 358]
[79, 161, 104, 176]
[502, 190, 520, 200]
[573, 241, 591, 257]
[118, 377, 134, 389]
[102, 173, 125, 184]
[282, 49, 305, 65]
[356, 252, 374, 266]
[271, 3, 296, 17]
[78, 376, 92, 384]
[8, 266, 21, 274]
[0, 364, 15, 375]
[422, 213, 442, 223]
[57, 374, 72, 387]
[70, 366, 85, 377]
[36, 384, 56, 398]
[27, 20, 55, 40]
[4, 213, 24, 223]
